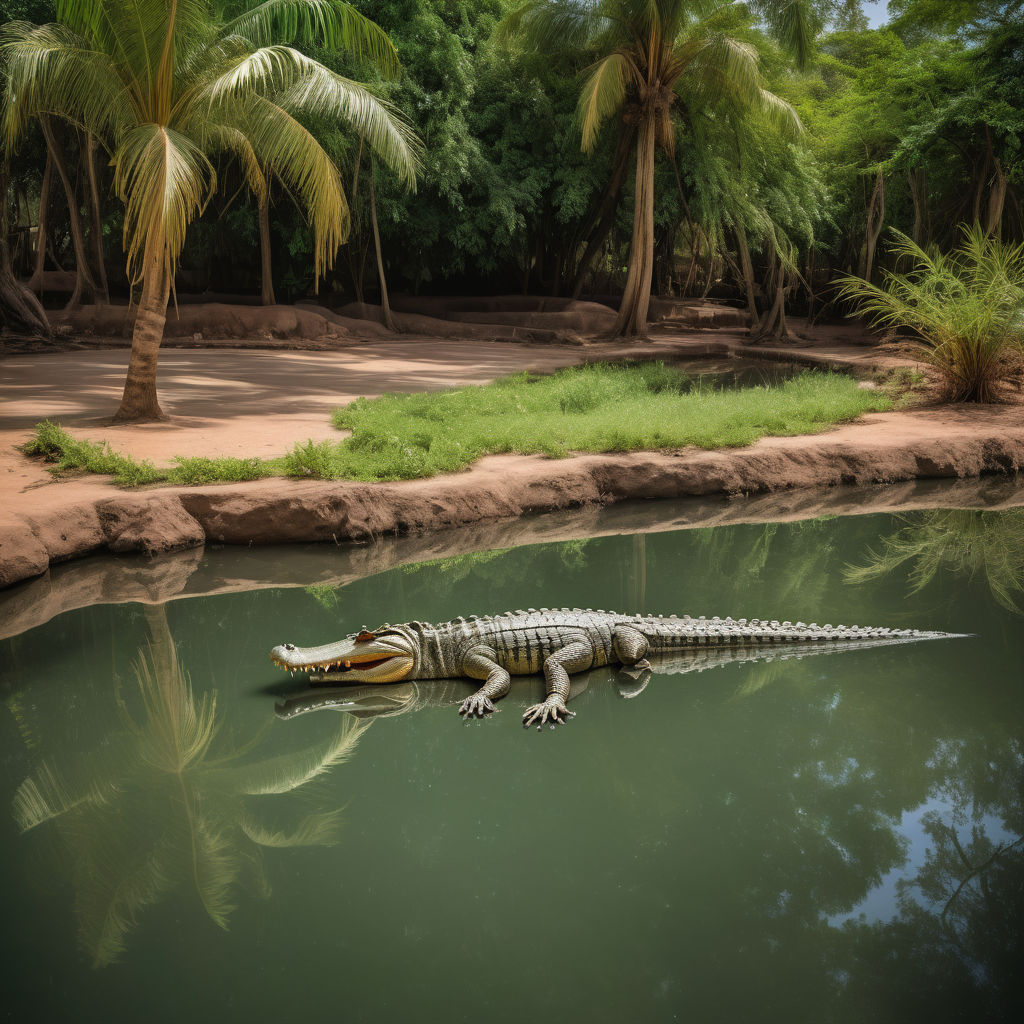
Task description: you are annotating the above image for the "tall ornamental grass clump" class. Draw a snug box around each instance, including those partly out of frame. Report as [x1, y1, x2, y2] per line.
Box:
[836, 226, 1024, 403]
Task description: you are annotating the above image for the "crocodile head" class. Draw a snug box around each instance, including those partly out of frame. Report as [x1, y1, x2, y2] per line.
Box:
[270, 627, 416, 684]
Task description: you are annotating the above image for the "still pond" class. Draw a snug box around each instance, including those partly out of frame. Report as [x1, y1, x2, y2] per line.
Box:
[1, 497, 1021, 1023]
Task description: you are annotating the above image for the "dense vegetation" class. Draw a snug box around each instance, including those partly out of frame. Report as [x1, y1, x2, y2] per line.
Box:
[23, 364, 891, 483]
[1, 1, 1022, 412]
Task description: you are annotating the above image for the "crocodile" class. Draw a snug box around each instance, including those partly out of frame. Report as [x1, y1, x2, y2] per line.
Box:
[269, 609, 965, 728]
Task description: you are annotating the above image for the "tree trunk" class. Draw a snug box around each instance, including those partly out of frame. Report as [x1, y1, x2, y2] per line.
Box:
[114, 229, 169, 422]
[908, 168, 929, 247]
[611, 111, 657, 338]
[28, 150, 52, 293]
[369, 160, 395, 331]
[734, 223, 759, 329]
[40, 117, 98, 309]
[985, 157, 1006, 237]
[258, 179, 275, 305]
[972, 139, 992, 226]
[84, 133, 109, 303]
[1, 162, 52, 338]
[863, 168, 885, 282]
[570, 123, 635, 298]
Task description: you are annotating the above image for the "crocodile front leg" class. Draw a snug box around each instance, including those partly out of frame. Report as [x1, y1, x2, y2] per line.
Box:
[523, 640, 593, 728]
[459, 648, 510, 718]
[612, 625, 651, 670]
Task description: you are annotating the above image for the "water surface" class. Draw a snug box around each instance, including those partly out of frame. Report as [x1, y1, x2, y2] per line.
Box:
[1, 503, 1022, 1023]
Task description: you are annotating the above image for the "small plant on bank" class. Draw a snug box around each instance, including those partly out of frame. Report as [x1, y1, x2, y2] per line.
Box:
[22, 421, 163, 486]
[169, 456, 268, 486]
[22, 423, 273, 487]
[836, 226, 1024, 403]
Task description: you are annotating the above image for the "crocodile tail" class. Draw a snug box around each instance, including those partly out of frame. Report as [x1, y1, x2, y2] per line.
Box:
[643, 614, 969, 651]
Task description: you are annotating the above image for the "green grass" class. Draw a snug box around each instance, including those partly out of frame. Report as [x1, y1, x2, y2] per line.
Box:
[303, 362, 892, 480]
[22, 363, 892, 488]
[22, 420, 281, 488]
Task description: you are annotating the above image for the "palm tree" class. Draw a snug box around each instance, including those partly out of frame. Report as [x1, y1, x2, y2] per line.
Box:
[2, 0, 419, 421]
[502, 0, 810, 337]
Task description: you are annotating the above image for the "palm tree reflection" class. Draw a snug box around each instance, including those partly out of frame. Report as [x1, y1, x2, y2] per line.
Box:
[11, 606, 368, 967]
[846, 508, 1024, 614]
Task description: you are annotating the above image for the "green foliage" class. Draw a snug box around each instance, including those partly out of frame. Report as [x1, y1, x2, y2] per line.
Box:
[1, 0, 419, 288]
[836, 226, 1024, 401]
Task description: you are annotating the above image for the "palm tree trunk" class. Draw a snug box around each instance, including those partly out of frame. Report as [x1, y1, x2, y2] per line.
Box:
[114, 229, 169, 422]
[369, 160, 395, 331]
[258, 181, 275, 306]
[40, 117, 98, 309]
[735, 223, 759, 328]
[612, 111, 657, 338]
[28, 150, 52, 294]
[85, 133, 109, 304]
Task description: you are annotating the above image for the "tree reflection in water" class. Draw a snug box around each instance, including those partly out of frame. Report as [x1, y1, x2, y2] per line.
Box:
[9, 605, 368, 967]
[847, 508, 1024, 614]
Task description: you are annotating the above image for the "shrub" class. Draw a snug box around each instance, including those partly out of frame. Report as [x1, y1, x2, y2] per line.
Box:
[836, 225, 1024, 402]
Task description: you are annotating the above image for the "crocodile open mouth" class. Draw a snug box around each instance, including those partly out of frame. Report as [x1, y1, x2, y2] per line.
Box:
[272, 654, 400, 674]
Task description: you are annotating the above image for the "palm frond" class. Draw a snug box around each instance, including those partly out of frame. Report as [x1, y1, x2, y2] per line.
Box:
[578, 51, 631, 152]
[209, 718, 369, 796]
[129, 639, 221, 770]
[498, 0, 612, 52]
[0, 20, 131, 146]
[273, 59, 420, 187]
[191, 815, 239, 929]
[111, 123, 216, 283]
[753, 0, 816, 68]
[223, 0, 400, 77]
[241, 809, 345, 847]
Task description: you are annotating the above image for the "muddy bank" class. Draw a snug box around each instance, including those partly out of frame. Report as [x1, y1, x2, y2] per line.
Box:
[2, 403, 1023, 592]
[2, 474, 1022, 641]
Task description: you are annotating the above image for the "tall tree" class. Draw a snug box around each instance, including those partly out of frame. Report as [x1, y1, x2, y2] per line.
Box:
[503, 0, 811, 337]
[2, 0, 419, 420]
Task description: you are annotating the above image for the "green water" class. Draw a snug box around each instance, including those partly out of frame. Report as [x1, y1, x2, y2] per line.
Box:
[1, 504, 1022, 1024]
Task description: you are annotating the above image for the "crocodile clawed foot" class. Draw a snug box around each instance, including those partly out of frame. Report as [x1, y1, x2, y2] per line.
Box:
[522, 700, 575, 729]
[459, 695, 497, 719]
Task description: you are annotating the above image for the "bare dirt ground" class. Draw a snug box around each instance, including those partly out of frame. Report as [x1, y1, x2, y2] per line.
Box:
[2, 323, 1022, 589]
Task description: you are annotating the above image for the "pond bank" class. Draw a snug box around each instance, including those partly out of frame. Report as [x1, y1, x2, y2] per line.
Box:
[3, 401, 1023, 589]
[4, 474, 1023, 641]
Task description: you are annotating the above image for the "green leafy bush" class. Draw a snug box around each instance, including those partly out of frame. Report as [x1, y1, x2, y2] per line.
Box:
[837, 226, 1024, 402]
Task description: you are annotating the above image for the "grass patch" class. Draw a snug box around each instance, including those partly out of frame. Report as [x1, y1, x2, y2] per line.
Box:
[23, 364, 892, 488]
[22, 420, 164, 487]
[302, 362, 892, 480]
[22, 421, 280, 488]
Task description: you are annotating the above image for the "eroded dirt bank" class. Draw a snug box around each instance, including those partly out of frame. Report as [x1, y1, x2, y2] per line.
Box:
[3, 474, 1022, 641]
[3, 403, 1023, 592]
